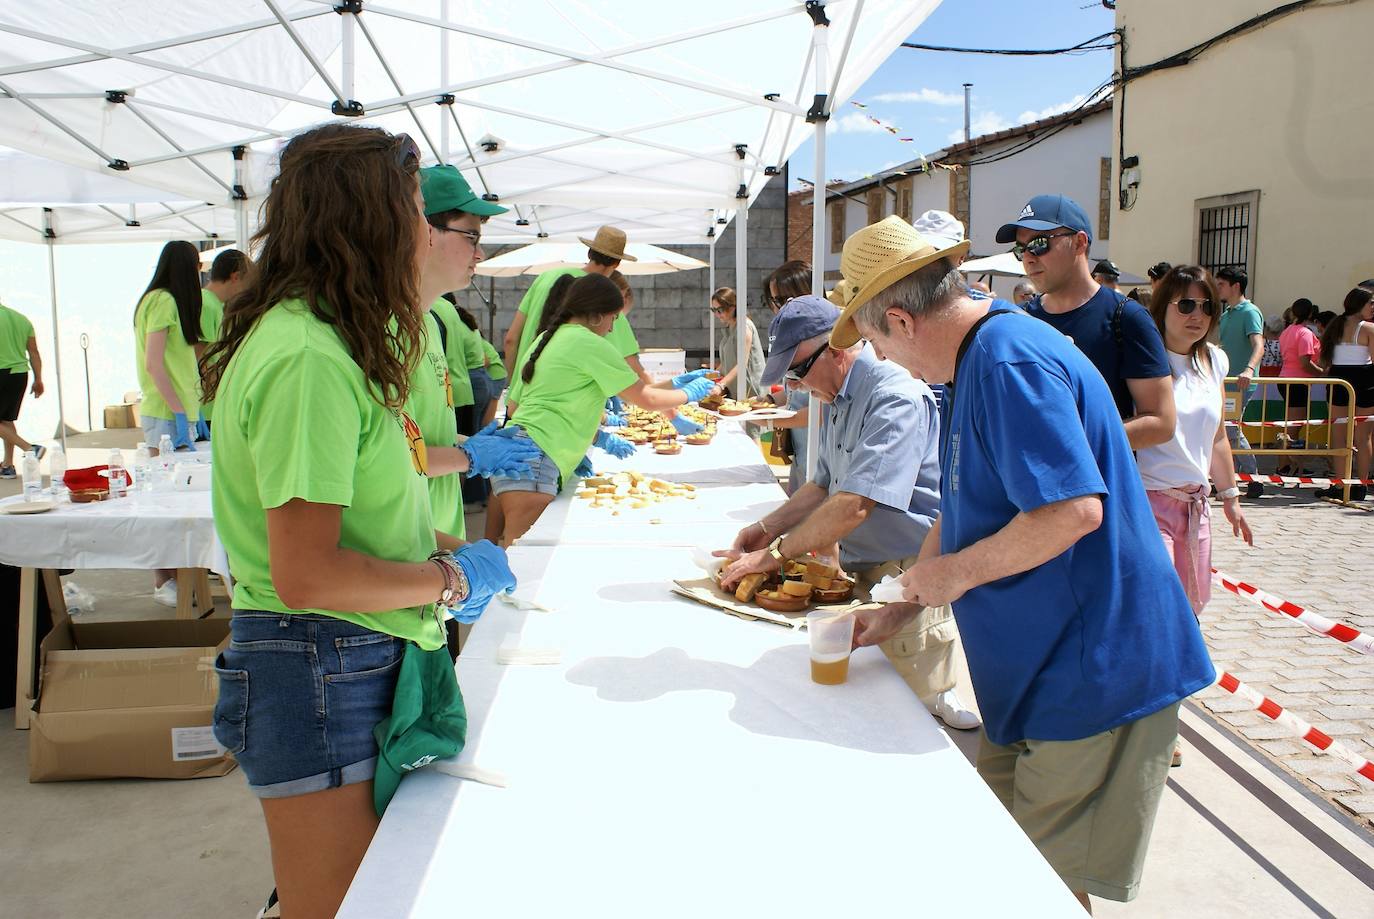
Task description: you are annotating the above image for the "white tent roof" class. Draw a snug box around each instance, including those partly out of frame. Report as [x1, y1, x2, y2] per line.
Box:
[0, 1, 941, 245]
[960, 252, 1025, 278]
[475, 241, 707, 277]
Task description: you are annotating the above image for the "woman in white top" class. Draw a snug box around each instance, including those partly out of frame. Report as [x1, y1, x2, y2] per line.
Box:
[1317, 285, 1374, 500]
[1137, 266, 1254, 621]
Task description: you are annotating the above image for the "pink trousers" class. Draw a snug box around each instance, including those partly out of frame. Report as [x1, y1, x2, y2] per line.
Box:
[1146, 486, 1212, 617]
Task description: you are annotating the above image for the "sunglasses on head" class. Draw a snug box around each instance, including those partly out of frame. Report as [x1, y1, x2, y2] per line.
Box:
[785, 344, 827, 383]
[1010, 230, 1076, 262]
[394, 132, 421, 170]
[1172, 297, 1215, 316]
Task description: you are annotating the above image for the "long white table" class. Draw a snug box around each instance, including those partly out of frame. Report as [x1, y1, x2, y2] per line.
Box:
[341, 432, 1083, 917]
[589, 420, 779, 484]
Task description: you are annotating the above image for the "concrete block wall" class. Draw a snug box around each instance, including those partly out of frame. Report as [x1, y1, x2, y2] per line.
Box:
[451, 172, 786, 365]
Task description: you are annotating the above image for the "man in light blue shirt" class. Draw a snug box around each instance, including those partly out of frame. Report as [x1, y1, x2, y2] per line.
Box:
[718, 296, 978, 729]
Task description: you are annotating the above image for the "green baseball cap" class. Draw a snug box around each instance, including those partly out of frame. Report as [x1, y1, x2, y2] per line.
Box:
[371, 641, 468, 815]
[419, 165, 508, 217]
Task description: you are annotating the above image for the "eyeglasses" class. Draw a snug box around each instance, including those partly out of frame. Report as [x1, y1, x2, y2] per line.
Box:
[433, 225, 481, 246]
[1010, 230, 1077, 262]
[394, 133, 421, 171]
[785, 344, 827, 383]
[1171, 297, 1216, 317]
[762, 293, 785, 310]
[709, 305, 730, 315]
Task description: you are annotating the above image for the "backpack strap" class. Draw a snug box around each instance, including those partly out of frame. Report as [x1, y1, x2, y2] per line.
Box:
[429, 308, 449, 353]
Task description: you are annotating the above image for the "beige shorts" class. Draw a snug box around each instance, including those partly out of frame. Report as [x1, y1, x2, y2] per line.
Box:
[977, 702, 1180, 902]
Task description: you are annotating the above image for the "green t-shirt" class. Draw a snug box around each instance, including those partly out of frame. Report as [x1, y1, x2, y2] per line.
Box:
[482, 338, 507, 381]
[428, 299, 475, 407]
[134, 289, 201, 421]
[0, 304, 35, 373]
[606, 312, 640, 359]
[513, 324, 639, 481]
[199, 289, 225, 419]
[514, 267, 583, 371]
[407, 313, 465, 540]
[211, 299, 444, 651]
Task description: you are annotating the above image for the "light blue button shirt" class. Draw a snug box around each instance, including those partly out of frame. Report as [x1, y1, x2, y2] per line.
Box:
[813, 344, 941, 568]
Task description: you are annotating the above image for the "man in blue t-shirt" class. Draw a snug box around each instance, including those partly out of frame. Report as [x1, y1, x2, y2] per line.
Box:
[826, 220, 1215, 910]
[999, 194, 1176, 450]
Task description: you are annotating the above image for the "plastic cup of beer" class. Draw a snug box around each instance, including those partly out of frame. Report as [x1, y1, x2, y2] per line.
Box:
[807, 611, 855, 685]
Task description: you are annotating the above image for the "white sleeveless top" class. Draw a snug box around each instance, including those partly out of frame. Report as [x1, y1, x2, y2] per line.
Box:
[1332, 321, 1372, 366]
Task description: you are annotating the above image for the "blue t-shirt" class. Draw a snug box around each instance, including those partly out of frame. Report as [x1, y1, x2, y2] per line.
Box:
[1025, 286, 1169, 419]
[940, 304, 1214, 745]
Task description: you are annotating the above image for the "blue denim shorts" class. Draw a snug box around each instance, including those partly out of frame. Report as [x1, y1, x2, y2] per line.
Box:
[488, 430, 562, 497]
[140, 415, 178, 446]
[212, 611, 405, 799]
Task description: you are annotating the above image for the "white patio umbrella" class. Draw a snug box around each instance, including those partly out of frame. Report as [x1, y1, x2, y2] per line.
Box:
[475, 241, 707, 278]
[959, 252, 1026, 278]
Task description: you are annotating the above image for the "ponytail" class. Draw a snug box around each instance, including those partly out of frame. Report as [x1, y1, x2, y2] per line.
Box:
[521, 273, 624, 385]
[1321, 287, 1374, 366]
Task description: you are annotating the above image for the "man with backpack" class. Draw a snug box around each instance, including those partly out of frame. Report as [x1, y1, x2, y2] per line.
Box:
[999, 194, 1176, 449]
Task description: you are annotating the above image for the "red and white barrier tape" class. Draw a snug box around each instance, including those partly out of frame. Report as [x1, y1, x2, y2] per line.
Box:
[1235, 472, 1374, 487]
[1224, 414, 1372, 429]
[1211, 568, 1374, 654]
[1210, 672, 1374, 783]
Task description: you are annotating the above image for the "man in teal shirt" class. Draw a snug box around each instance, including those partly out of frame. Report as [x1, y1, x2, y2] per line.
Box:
[1216, 266, 1264, 496]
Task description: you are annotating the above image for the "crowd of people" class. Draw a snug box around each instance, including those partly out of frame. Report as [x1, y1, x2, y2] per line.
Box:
[12, 117, 1362, 916]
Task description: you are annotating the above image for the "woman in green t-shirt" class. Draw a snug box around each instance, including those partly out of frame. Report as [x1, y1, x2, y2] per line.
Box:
[199, 124, 516, 918]
[133, 240, 205, 454]
[487, 273, 717, 544]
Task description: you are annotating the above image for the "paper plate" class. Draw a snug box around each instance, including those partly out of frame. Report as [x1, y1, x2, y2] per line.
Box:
[3, 500, 55, 514]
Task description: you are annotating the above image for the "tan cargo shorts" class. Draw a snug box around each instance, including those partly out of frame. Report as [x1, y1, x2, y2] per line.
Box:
[976, 702, 1180, 902]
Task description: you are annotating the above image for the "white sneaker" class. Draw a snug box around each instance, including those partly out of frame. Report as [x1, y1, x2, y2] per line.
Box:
[930, 689, 981, 731]
[153, 579, 178, 608]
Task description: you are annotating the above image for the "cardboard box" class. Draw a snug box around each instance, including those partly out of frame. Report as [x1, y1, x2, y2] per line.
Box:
[29, 615, 236, 782]
[102, 402, 140, 429]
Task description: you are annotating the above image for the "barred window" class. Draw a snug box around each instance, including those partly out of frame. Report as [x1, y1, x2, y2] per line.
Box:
[1194, 190, 1260, 290]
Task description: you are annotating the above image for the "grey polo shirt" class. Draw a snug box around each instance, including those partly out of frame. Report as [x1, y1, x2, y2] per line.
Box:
[813, 344, 941, 569]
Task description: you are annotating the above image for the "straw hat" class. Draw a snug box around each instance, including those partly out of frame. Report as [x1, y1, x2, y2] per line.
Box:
[828, 215, 970, 348]
[577, 225, 638, 262]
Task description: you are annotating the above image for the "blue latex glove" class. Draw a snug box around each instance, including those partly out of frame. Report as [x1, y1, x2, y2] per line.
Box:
[679, 377, 716, 404]
[606, 395, 625, 415]
[669, 414, 703, 436]
[574, 456, 595, 479]
[671, 368, 713, 389]
[594, 429, 636, 459]
[171, 412, 195, 451]
[194, 414, 211, 442]
[604, 412, 627, 427]
[447, 540, 517, 623]
[461, 422, 541, 479]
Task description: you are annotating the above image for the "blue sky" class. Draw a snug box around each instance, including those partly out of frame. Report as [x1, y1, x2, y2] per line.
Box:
[789, 0, 1117, 187]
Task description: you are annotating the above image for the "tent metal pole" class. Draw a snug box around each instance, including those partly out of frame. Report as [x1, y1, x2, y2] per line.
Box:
[708, 235, 716, 372]
[439, 0, 450, 162]
[734, 186, 748, 401]
[339, 5, 356, 103]
[232, 146, 249, 250]
[806, 0, 831, 484]
[41, 209, 67, 448]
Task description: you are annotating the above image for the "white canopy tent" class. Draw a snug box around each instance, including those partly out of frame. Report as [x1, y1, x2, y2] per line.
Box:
[959, 251, 1026, 279]
[0, 0, 943, 469]
[474, 241, 707, 278]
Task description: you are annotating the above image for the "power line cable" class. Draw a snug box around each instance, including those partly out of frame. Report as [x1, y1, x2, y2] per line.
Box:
[900, 32, 1118, 56]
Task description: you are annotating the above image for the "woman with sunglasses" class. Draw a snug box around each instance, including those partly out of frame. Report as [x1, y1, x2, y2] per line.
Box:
[709, 286, 764, 400]
[1137, 266, 1254, 622]
[202, 125, 513, 917]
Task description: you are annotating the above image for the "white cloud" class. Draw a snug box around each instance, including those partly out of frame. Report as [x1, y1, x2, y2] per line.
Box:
[828, 112, 887, 135]
[871, 88, 964, 106]
[946, 111, 1011, 143]
[1016, 94, 1089, 125]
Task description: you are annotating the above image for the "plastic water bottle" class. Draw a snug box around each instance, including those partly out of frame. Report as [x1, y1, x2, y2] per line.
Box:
[21, 449, 41, 501]
[157, 434, 175, 486]
[48, 444, 67, 501]
[107, 448, 127, 499]
[132, 443, 151, 492]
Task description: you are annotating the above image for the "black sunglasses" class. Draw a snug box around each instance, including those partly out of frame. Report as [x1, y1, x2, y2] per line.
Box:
[394, 133, 421, 170]
[785, 344, 827, 383]
[1172, 298, 1216, 317]
[1010, 230, 1076, 262]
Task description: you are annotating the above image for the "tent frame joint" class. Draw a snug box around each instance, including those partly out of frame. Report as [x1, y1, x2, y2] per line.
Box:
[806, 93, 829, 123]
[436, 93, 455, 106]
[106, 159, 130, 171]
[333, 1, 363, 15]
[805, 1, 831, 28]
[764, 166, 780, 176]
[330, 99, 365, 117]
[104, 89, 128, 104]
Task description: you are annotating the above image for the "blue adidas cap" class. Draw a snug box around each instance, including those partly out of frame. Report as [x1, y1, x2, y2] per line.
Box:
[995, 194, 1093, 245]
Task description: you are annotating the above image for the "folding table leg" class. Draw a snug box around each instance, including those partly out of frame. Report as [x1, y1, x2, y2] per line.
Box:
[175, 567, 197, 620]
[14, 567, 36, 729]
[193, 569, 214, 618]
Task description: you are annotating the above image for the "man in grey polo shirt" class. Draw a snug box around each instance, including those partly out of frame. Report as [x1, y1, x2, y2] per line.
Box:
[717, 295, 979, 729]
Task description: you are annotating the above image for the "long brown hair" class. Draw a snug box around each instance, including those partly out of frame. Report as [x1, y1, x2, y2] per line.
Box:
[1149, 265, 1219, 375]
[522, 274, 624, 385]
[201, 124, 424, 408]
[1319, 287, 1374, 366]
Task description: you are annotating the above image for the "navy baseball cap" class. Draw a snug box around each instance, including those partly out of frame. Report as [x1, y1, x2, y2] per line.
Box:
[762, 295, 842, 386]
[995, 194, 1093, 245]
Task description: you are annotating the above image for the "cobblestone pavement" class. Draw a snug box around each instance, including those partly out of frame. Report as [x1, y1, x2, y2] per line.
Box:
[1199, 486, 1374, 827]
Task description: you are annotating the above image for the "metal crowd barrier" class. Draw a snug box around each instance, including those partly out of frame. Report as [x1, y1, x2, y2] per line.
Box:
[1224, 376, 1359, 503]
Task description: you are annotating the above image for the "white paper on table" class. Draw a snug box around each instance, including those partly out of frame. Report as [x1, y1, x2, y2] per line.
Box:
[870, 574, 907, 603]
[690, 546, 726, 578]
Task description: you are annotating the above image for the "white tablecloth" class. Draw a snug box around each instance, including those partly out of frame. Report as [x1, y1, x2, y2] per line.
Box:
[339, 544, 1082, 918]
[590, 420, 779, 484]
[0, 489, 218, 572]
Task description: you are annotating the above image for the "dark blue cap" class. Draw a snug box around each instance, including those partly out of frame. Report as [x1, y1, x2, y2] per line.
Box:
[761, 295, 842, 386]
[995, 194, 1093, 245]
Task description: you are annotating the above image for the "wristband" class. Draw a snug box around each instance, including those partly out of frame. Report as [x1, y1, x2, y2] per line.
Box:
[429, 550, 461, 606]
[1217, 486, 1241, 500]
[756, 519, 771, 538]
